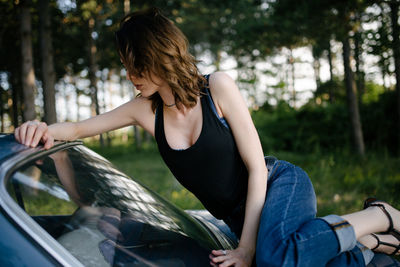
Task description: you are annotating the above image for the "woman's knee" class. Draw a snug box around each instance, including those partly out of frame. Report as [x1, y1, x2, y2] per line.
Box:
[260, 177, 317, 241]
[256, 238, 288, 267]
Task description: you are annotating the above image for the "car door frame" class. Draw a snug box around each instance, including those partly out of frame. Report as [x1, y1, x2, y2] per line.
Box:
[0, 141, 84, 267]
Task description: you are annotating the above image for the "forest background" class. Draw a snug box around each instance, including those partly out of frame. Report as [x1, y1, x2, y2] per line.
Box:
[1, 0, 400, 216]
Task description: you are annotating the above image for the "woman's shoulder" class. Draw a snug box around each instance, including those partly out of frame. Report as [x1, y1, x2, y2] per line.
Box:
[129, 96, 156, 135]
[206, 72, 241, 117]
[208, 71, 234, 84]
[132, 95, 152, 106]
[208, 72, 239, 99]
[128, 96, 154, 120]
[122, 95, 152, 116]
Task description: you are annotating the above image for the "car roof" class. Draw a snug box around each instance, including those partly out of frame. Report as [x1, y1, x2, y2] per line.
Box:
[0, 134, 30, 162]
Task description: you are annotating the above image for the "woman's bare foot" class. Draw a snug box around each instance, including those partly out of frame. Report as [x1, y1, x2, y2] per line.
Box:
[359, 234, 400, 255]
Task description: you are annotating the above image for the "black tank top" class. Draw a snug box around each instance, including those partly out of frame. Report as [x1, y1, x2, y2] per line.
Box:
[154, 75, 248, 219]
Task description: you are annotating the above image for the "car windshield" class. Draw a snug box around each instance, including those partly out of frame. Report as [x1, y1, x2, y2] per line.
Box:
[5, 145, 217, 266]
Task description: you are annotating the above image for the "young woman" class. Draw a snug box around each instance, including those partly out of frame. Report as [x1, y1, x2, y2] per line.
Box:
[14, 7, 400, 267]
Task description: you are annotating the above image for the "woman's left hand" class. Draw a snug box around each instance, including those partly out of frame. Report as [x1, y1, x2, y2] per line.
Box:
[209, 247, 253, 267]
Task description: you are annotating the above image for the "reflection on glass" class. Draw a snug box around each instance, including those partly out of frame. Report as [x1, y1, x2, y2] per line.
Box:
[6, 145, 218, 266]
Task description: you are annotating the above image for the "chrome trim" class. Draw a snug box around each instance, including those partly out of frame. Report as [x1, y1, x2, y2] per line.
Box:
[0, 141, 85, 267]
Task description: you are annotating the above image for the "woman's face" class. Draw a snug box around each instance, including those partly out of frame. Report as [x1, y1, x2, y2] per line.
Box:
[126, 70, 167, 97]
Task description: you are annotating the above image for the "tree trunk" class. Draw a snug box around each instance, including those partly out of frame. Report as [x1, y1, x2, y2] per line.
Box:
[87, 17, 104, 147]
[380, 61, 388, 92]
[39, 0, 57, 124]
[354, 30, 365, 103]
[289, 48, 296, 108]
[0, 85, 4, 132]
[311, 45, 321, 89]
[124, 0, 142, 148]
[124, 0, 130, 15]
[215, 50, 222, 71]
[76, 90, 81, 121]
[145, 131, 152, 145]
[134, 126, 142, 149]
[101, 71, 111, 147]
[133, 80, 141, 148]
[19, 0, 36, 121]
[342, 37, 365, 156]
[389, 1, 400, 152]
[327, 41, 335, 103]
[11, 72, 20, 128]
[313, 56, 321, 89]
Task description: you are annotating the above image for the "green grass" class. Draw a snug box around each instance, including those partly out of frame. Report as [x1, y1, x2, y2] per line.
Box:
[271, 150, 400, 216]
[87, 141, 400, 218]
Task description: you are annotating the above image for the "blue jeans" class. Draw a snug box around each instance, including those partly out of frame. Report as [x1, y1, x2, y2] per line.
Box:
[229, 158, 374, 266]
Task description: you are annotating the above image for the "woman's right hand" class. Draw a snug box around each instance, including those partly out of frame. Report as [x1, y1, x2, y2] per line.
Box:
[14, 120, 54, 149]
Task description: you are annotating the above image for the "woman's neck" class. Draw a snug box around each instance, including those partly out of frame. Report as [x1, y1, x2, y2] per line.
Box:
[158, 86, 188, 115]
[158, 86, 176, 107]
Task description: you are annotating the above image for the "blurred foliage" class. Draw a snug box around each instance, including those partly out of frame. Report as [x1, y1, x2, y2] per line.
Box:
[254, 87, 398, 154]
[274, 150, 400, 217]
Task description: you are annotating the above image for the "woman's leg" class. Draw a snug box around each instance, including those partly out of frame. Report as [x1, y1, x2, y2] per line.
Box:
[256, 160, 369, 267]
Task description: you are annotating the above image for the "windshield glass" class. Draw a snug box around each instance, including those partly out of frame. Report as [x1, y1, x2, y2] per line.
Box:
[6, 145, 218, 266]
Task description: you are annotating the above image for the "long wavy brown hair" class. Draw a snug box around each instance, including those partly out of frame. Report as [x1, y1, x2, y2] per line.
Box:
[115, 7, 206, 112]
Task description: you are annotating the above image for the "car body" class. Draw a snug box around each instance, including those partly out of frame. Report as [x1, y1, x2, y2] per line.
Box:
[0, 133, 237, 266]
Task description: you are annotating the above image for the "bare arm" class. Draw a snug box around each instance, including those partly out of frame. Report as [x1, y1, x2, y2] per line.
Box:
[49, 150, 83, 206]
[15, 98, 147, 149]
[51, 99, 139, 140]
[209, 72, 268, 267]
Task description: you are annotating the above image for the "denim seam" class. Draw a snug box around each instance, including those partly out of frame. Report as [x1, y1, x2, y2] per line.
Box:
[356, 242, 374, 265]
[267, 161, 281, 182]
[300, 218, 336, 240]
[320, 215, 358, 254]
[280, 164, 298, 239]
[296, 228, 335, 245]
[352, 247, 366, 265]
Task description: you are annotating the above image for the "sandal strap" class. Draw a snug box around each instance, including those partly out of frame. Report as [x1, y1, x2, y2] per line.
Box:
[379, 241, 400, 256]
[370, 233, 380, 251]
[371, 233, 400, 256]
[391, 232, 400, 255]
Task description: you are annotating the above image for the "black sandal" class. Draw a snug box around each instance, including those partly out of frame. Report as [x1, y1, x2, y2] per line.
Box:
[370, 233, 400, 256]
[364, 197, 400, 236]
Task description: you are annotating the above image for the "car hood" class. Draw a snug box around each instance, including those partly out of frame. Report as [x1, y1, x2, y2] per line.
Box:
[1, 140, 228, 266]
